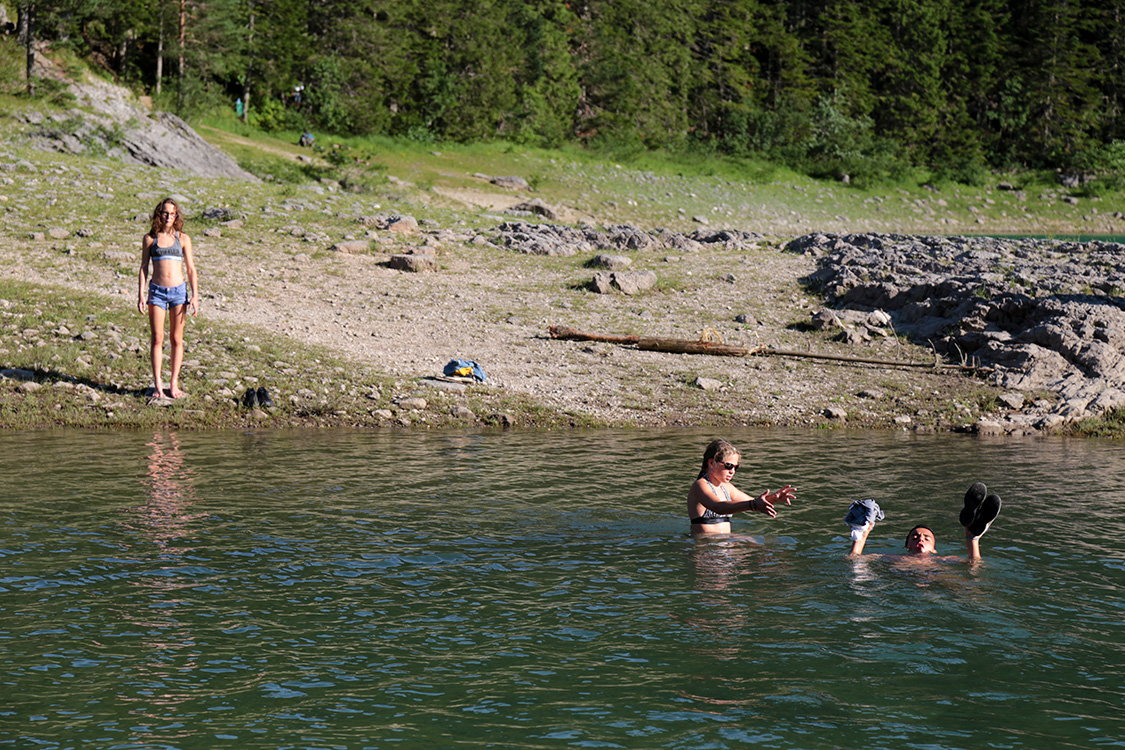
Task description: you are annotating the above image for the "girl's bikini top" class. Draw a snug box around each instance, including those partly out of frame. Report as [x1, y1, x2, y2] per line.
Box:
[150, 232, 183, 263]
[690, 479, 733, 525]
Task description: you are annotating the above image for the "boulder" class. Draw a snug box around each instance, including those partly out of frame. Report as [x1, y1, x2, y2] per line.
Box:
[331, 240, 371, 254]
[587, 254, 631, 271]
[590, 271, 614, 294]
[388, 254, 438, 272]
[509, 198, 558, 220]
[784, 231, 1125, 423]
[491, 176, 530, 190]
[386, 215, 419, 233]
[695, 377, 723, 391]
[610, 271, 657, 296]
[997, 393, 1025, 410]
[811, 309, 842, 330]
[203, 206, 240, 221]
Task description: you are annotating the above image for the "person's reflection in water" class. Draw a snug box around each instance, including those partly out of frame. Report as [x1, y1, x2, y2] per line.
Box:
[135, 431, 202, 548]
[683, 537, 796, 631]
[114, 432, 206, 745]
[678, 538, 795, 709]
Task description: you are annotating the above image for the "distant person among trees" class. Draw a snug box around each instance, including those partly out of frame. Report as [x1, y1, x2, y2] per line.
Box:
[137, 198, 199, 401]
[687, 439, 797, 534]
[845, 482, 1002, 560]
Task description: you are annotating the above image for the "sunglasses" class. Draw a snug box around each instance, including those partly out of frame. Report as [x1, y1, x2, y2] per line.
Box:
[715, 461, 739, 472]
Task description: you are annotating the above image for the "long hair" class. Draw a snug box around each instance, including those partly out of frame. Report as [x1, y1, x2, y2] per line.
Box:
[149, 198, 185, 236]
[697, 439, 740, 479]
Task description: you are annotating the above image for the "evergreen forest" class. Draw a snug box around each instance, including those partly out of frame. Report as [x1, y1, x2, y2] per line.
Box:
[12, 0, 1125, 185]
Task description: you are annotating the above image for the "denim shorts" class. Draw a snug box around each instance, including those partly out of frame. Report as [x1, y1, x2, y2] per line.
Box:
[147, 282, 189, 310]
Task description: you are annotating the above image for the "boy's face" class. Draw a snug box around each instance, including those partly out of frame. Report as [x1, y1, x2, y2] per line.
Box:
[905, 526, 936, 554]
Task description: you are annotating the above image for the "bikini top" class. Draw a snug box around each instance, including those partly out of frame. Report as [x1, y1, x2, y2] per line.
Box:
[149, 232, 183, 263]
[690, 479, 733, 525]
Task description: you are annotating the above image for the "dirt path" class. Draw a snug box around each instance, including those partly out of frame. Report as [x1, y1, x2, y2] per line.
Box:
[196, 125, 327, 165]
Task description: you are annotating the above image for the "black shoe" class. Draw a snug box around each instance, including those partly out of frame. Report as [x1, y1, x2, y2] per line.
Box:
[243, 387, 258, 408]
[968, 494, 1002, 538]
[256, 386, 274, 408]
[960, 482, 988, 527]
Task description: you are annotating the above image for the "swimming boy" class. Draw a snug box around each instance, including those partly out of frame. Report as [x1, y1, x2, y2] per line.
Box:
[845, 482, 1002, 560]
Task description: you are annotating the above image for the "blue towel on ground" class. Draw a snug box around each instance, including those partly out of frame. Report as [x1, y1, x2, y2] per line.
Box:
[444, 359, 487, 382]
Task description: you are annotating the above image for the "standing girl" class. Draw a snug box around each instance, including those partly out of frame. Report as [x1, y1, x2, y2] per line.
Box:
[687, 439, 796, 534]
[137, 198, 199, 400]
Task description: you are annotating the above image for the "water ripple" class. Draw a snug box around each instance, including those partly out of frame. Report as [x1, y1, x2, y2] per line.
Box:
[1, 428, 1123, 748]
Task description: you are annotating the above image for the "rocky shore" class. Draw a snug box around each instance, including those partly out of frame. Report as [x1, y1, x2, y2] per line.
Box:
[787, 233, 1125, 433]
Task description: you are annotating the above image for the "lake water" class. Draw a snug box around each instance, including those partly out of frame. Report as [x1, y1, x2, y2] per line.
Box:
[2, 427, 1124, 749]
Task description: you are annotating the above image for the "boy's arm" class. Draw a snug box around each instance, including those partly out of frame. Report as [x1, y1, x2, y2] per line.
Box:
[965, 529, 982, 561]
[849, 522, 874, 556]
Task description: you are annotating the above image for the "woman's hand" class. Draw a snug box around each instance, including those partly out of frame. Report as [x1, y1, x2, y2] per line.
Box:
[752, 485, 796, 517]
[770, 485, 797, 506]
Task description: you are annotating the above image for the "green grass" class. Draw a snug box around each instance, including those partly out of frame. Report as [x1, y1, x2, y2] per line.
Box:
[1069, 408, 1125, 439]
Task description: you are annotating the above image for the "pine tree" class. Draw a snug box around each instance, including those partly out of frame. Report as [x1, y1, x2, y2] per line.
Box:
[1006, 0, 1101, 165]
[509, 0, 581, 146]
[578, 0, 701, 148]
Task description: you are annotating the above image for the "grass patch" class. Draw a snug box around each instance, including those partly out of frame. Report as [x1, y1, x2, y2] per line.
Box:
[1069, 408, 1125, 439]
[0, 279, 593, 430]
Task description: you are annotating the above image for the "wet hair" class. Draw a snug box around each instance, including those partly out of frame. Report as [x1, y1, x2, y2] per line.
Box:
[149, 197, 185, 236]
[904, 524, 936, 548]
[697, 439, 741, 479]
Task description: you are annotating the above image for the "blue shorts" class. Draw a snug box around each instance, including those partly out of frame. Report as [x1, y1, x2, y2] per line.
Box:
[147, 282, 189, 310]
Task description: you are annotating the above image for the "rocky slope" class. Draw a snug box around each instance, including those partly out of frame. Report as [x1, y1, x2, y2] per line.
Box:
[788, 233, 1125, 432]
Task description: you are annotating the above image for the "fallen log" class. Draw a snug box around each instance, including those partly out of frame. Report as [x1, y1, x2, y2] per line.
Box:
[757, 347, 946, 368]
[549, 324, 982, 371]
[636, 337, 756, 357]
[549, 325, 640, 345]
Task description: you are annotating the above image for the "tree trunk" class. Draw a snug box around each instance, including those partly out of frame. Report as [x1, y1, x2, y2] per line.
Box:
[16, 2, 27, 44]
[117, 32, 128, 82]
[177, 0, 186, 117]
[21, 2, 34, 96]
[241, 5, 254, 124]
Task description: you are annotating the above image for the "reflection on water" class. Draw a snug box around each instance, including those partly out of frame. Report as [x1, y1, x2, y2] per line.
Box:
[131, 431, 203, 547]
[117, 433, 208, 747]
[0, 427, 1123, 749]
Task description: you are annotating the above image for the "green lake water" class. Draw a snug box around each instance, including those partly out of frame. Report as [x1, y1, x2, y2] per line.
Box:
[1, 428, 1123, 749]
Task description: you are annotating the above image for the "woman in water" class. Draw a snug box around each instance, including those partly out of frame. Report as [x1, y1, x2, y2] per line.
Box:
[137, 198, 199, 400]
[687, 439, 797, 534]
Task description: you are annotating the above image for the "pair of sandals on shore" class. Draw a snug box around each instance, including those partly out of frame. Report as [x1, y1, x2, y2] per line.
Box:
[242, 386, 274, 409]
[845, 481, 1003, 539]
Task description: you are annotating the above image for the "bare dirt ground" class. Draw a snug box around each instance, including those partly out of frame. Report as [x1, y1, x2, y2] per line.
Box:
[198, 218, 994, 429]
[34, 214, 988, 430]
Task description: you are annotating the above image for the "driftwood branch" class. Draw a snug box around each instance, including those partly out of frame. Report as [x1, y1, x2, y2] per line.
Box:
[549, 325, 983, 371]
